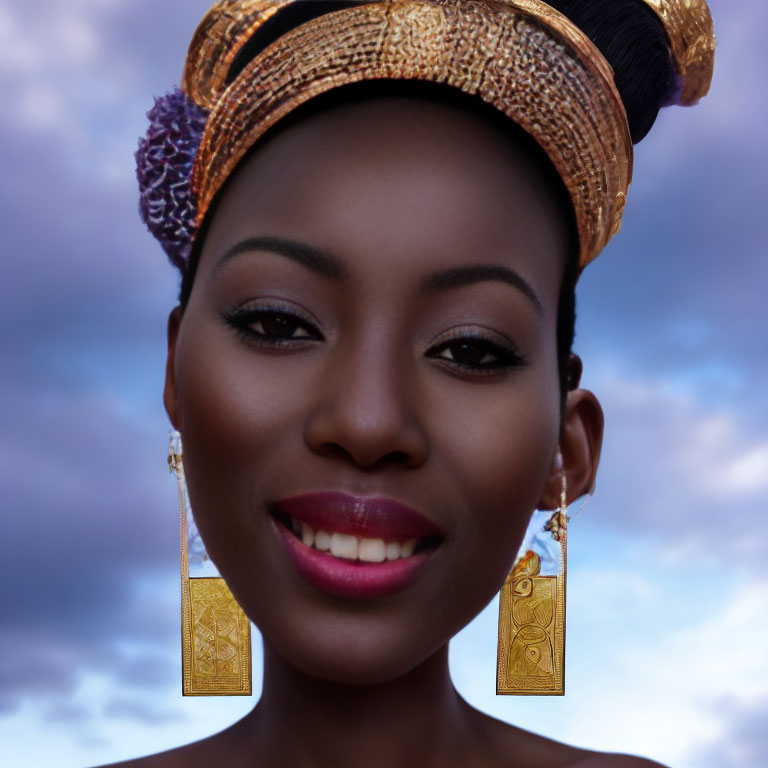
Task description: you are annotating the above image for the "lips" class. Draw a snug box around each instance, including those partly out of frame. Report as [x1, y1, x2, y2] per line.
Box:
[271, 492, 443, 599]
[275, 492, 442, 540]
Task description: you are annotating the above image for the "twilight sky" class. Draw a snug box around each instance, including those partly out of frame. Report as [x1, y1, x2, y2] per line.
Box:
[1, 1, 766, 766]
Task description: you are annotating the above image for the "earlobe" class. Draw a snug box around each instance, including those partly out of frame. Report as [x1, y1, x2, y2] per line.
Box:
[163, 306, 184, 430]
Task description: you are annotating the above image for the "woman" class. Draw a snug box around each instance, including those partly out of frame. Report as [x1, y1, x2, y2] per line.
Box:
[118, 0, 714, 765]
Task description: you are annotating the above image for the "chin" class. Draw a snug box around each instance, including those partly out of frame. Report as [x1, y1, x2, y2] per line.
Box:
[263, 621, 447, 687]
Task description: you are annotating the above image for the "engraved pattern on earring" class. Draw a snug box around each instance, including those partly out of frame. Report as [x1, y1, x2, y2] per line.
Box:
[496, 451, 568, 695]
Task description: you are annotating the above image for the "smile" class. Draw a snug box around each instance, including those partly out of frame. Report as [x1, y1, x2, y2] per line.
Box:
[290, 518, 419, 563]
[271, 492, 443, 599]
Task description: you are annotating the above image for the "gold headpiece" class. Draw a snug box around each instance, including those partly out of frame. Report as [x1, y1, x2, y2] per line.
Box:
[183, 0, 633, 271]
[641, 0, 715, 106]
[141, 0, 714, 272]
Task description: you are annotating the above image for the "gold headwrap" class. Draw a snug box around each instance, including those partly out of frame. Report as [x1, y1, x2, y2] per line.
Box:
[179, 0, 715, 271]
[643, 0, 715, 106]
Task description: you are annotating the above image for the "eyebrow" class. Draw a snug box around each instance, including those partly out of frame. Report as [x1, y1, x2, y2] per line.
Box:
[420, 264, 543, 314]
[216, 236, 542, 314]
[215, 236, 346, 280]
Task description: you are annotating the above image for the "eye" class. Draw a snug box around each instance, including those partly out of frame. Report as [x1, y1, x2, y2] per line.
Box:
[427, 333, 526, 373]
[251, 312, 313, 340]
[224, 303, 323, 347]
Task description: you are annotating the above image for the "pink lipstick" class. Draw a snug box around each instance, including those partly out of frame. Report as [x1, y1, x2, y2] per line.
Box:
[272, 492, 442, 599]
[276, 492, 441, 539]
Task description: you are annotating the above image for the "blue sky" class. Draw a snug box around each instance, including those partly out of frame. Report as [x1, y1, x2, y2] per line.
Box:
[1, 1, 766, 766]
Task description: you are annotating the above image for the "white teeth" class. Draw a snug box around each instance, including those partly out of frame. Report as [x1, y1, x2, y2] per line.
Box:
[290, 517, 424, 562]
[359, 538, 386, 563]
[315, 530, 331, 552]
[330, 532, 359, 560]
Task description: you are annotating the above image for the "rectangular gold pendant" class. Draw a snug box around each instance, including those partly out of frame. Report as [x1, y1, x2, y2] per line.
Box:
[181, 576, 252, 696]
[496, 529, 566, 695]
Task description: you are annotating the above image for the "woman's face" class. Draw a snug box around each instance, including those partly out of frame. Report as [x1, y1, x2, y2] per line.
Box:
[165, 95, 573, 684]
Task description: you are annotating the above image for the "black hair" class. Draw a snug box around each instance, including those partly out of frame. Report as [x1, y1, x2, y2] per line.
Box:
[180, 0, 677, 395]
[546, 0, 676, 142]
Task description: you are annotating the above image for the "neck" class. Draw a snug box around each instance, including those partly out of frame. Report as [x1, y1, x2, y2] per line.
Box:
[234, 640, 478, 768]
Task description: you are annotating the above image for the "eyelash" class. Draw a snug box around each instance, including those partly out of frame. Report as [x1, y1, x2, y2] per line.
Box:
[225, 303, 323, 347]
[224, 305, 526, 373]
[428, 332, 526, 373]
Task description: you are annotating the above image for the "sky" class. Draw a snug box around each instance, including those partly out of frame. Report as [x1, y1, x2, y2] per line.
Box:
[0, 0, 766, 766]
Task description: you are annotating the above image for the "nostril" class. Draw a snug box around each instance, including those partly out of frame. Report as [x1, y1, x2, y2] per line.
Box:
[319, 442, 415, 470]
[317, 442, 356, 463]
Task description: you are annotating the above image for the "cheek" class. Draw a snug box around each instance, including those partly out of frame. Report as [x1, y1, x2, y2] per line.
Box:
[428, 367, 561, 593]
[172, 314, 309, 548]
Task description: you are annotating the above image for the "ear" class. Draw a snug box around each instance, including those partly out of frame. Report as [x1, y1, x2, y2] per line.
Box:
[538, 355, 604, 509]
[163, 306, 184, 430]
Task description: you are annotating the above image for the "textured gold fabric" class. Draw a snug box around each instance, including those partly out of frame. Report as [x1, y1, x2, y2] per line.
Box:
[642, 0, 716, 106]
[182, 0, 633, 270]
[183, 0, 293, 111]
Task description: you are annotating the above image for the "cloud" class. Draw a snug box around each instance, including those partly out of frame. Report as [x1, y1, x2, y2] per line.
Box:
[0, 633, 80, 715]
[574, 370, 767, 571]
[111, 651, 179, 691]
[45, 702, 92, 725]
[689, 697, 768, 768]
[558, 575, 768, 766]
[718, 443, 768, 494]
[0, 0, 209, 189]
[0, 378, 181, 715]
[103, 698, 184, 726]
[0, 0, 210, 732]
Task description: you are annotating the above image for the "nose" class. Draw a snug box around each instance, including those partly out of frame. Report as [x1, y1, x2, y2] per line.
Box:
[303, 341, 429, 470]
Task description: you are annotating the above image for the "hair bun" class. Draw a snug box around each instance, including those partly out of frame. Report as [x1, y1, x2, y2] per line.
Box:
[546, 0, 713, 143]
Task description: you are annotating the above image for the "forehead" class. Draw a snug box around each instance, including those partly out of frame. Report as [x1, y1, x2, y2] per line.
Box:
[199, 94, 571, 308]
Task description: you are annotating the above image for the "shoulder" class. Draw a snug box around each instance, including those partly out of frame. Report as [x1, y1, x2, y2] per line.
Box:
[465, 706, 668, 768]
[96, 748, 669, 768]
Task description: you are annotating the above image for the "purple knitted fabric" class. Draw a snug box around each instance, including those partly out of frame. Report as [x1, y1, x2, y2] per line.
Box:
[136, 88, 208, 271]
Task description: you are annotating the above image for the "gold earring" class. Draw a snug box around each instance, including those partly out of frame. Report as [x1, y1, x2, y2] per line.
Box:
[168, 432, 252, 696]
[497, 453, 568, 695]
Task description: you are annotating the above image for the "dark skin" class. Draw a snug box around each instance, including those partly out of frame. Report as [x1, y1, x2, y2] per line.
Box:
[104, 97, 666, 768]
